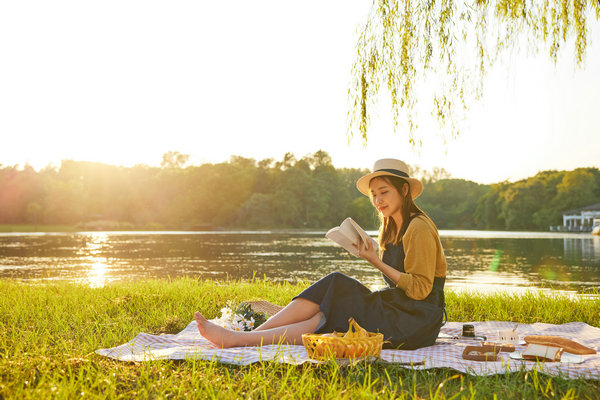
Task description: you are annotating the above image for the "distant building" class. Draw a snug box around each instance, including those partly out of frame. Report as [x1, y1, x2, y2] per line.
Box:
[560, 203, 600, 232]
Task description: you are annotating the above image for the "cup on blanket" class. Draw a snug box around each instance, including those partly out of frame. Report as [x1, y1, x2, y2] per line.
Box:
[497, 329, 520, 344]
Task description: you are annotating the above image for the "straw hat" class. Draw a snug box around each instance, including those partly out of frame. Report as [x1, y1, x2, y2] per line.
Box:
[356, 158, 423, 199]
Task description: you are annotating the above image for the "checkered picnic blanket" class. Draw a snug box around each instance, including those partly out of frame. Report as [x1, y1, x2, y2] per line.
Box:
[96, 321, 600, 379]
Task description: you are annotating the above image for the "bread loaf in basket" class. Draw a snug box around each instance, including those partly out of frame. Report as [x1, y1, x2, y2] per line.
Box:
[302, 318, 384, 360]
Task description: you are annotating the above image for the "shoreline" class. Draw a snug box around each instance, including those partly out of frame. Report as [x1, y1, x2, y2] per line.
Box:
[3, 223, 599, 235]
[1, 224, 598, 238]
[3, 276, 599, 300]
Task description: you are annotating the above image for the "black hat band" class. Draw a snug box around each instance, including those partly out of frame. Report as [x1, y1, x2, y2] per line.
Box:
[377, 168, 409, 178]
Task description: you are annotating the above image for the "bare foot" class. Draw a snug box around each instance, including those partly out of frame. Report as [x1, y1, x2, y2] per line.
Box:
[194, 311, 239, 348]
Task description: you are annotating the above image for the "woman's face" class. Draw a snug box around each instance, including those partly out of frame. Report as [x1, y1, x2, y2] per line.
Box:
[369, 177, 406, 218]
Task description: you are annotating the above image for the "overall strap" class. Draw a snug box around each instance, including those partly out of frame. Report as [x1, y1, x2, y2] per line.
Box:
[432, 277, 447, 326]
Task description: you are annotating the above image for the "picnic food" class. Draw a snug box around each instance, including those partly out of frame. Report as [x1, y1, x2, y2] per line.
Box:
[481, 342, 515, 353]
[523, 336, 596, 355]
[522, 344, 564, 362]
[302, 318, 384, 360]
[343, 317, 369, 339]
[462, 345, 500, 362]
[519, 335, 596, 362]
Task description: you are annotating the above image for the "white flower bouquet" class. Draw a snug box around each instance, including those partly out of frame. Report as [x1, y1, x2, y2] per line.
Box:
[214, 301, 269, 331]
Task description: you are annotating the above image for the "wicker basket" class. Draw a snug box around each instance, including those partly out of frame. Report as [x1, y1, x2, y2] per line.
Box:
[302, 319, 384, 360]
[240, 301, 284, 317]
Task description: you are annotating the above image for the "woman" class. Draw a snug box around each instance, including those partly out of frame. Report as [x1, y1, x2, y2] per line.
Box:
[195, 158, 447, 349]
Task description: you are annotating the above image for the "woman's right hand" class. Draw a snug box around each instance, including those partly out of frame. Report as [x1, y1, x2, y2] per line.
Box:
[355, 238, 379, 265]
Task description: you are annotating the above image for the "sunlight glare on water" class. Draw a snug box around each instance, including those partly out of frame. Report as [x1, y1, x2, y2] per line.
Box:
[80, 233, 110, 288]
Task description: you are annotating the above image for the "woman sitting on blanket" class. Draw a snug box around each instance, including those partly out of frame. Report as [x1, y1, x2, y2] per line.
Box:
[195, 158, 447, 349]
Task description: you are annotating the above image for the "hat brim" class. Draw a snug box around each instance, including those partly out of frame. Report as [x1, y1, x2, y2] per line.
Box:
[356, 171, 423, 199]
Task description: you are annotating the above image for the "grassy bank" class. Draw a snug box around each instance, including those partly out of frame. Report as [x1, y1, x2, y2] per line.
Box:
[1, 278, 598, 399]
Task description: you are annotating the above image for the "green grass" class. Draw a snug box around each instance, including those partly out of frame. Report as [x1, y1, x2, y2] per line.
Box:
[1, 278, 598, 399]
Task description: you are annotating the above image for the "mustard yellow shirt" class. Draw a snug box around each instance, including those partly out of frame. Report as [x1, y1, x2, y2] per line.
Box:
[394, 215, 447, 300]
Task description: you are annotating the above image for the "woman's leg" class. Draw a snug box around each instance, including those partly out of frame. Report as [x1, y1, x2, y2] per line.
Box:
[256, 272, 365, 332]
[254, 297, 320, 331]
[195, 310, 323, 348]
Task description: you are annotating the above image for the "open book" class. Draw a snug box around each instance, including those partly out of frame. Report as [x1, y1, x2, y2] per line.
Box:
[325, 217, 378, 257]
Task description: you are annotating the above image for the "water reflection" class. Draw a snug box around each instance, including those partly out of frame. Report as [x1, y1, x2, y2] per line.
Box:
[0, 231, 598, 295]
[89, 260, 108, 288]
[74, 233, 111, 287]
[564, 236, 600, 262]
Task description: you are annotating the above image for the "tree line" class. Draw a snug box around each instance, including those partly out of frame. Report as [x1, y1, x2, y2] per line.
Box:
[1, 151, 598, 231]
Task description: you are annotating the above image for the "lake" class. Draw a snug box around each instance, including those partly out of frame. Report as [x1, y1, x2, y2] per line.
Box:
[1, 230, 599, 295]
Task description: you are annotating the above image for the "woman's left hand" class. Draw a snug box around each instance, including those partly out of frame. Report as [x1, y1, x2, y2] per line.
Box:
[355, 238, 379, 265]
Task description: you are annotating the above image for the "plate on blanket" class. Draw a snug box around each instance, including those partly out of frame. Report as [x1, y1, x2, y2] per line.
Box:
[509, 351, 585, 364]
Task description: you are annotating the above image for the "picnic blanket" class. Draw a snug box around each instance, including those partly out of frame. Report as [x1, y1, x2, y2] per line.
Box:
[96, 320, 600, 379]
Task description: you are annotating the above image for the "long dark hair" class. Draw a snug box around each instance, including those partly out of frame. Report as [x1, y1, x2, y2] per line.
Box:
[373, 175, 424, 251]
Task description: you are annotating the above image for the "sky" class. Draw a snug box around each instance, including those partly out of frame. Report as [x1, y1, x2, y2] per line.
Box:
[1, 1, 599, 184]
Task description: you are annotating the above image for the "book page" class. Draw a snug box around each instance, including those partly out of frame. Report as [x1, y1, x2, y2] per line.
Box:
[325, 217, 377, 257]
[347, 218, 378, 251]
[339, 218, 361, 243]
[325, 226, 359, 257]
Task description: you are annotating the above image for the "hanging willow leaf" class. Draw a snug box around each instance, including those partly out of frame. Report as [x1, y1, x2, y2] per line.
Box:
[347, 0, 600, 146]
